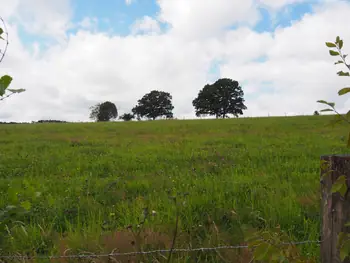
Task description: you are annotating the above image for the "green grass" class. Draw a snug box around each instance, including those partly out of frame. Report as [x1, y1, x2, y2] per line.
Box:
[0, 115, 348, 262]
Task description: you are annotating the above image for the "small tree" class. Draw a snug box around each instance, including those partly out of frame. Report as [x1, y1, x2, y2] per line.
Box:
[192, 78, 247, 119]
[132, 90, 174, 120]
[315, 36, 350, 262]
[89, 101, 118, 122]
[0, 17, 25, 101]
[119, 113, 134, 121]
[317, 36, 350, 147]
[314, 110, 320, 116]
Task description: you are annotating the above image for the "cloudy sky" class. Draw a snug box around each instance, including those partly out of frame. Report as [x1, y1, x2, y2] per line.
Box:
[0, 0, 349, 122]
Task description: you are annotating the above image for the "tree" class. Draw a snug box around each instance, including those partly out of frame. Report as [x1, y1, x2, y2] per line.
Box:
[89, 101, 118, 122]
[0, 17, 25, 101]
[192, 78, 247, 119]
[132, 90, 174, 120]
[314, 110, 320, 116]
[119, 113, 134, 121]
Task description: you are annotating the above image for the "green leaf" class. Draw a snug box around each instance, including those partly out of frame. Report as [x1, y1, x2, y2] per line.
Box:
[0, 28, 3, 35]
[330, 50, 340, 56]
[264, 244, 280, 261]
[317, 100, 329, 105]
[320, 160, 331, 171]
[316, 100, 335, 108]
[340, 184, 348, 197]
[20, 200, 31, 211]
[0, 75, 13, 96]
[335, 61, 344, 65]
[254, 243, 270, 261]
[332, 175, 346, 194]
[7, 88, 26, 93]
[320, 109, 334, 112]
[336, 36, 340, 43]
[337, 71, 350, 76]
[340, 239, 350, 261]
[326, 42, 337, 48]
[338, 232, 347, 248]
[339, 40, 344, 49]
[338, 87, 350, 96]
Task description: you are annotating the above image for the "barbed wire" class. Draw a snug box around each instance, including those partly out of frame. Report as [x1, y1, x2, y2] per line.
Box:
[0, 240, 322, 260]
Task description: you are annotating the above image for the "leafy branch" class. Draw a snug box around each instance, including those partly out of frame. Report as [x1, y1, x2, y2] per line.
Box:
[317, 36, 350, 147]
[0, 17, 25, 102]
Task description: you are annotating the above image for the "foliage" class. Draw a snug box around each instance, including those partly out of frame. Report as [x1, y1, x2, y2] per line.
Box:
[245, 225, 316, 262]
[192, 78, 247, 119]
[89, 101, 118, 122]
[317, 36, 350, 147]
[313, 110, 319, 116]
[119, 113, 134, 121]
[0, 17, 25, 101]
[37, 119, 67, 123]
[132, 90, 174, 120]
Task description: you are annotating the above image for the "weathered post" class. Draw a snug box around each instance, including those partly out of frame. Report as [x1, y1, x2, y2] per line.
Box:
[321, 155, 350, 263]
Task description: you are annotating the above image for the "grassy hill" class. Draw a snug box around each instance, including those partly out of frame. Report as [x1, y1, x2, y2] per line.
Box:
[0, 115, 348, 262]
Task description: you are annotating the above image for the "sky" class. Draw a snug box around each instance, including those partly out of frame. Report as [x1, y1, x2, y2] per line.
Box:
[0, 0, 350, 122]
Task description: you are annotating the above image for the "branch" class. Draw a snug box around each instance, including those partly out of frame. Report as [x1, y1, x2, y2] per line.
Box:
[330, 105, 350, 125]
[0, 92, 16, 101]
[336, 44, 350, 71]
[0, 17, 9, 64]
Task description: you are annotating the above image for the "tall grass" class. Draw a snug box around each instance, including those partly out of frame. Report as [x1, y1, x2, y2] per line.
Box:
[0, 115, 347, 262]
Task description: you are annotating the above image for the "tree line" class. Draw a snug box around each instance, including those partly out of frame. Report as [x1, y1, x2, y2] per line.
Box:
[90, 78, 248, 122]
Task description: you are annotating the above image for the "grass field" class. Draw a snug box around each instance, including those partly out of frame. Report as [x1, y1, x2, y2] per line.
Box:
[0, 115, 348, 262]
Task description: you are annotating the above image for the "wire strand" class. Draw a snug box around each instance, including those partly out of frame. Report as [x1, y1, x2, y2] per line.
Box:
[0, 240, 322, 260]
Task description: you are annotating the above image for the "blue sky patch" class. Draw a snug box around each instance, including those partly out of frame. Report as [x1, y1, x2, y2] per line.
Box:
[254, 2, 315, 33]
[70, 0, 161, 36]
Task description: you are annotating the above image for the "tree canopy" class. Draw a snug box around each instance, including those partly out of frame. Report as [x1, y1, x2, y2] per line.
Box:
[132, 90, 174, 120]
[119, 113, 134, 121]
[192, 78, 247, 119]
[89, 101, 118, 122]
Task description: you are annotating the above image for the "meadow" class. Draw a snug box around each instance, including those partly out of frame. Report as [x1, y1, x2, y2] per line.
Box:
[0, 115, 348, 262]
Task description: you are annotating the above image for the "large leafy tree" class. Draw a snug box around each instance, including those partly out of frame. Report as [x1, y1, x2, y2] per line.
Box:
[192, 78, 247, 119]
[0, 17, 25, 101]
[89, 101, 118, 122]
[132, 90, 174, 120]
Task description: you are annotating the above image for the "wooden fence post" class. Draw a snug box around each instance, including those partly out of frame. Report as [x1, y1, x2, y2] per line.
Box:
[321, 154, 350, 263]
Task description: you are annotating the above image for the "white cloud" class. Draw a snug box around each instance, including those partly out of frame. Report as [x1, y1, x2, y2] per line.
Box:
[0, 0, 350, 122]
[156, 0, 261, 39]
[130, 16, 161, 35]
[11, 0, 71, 42]
[220, 0, 350, 117]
